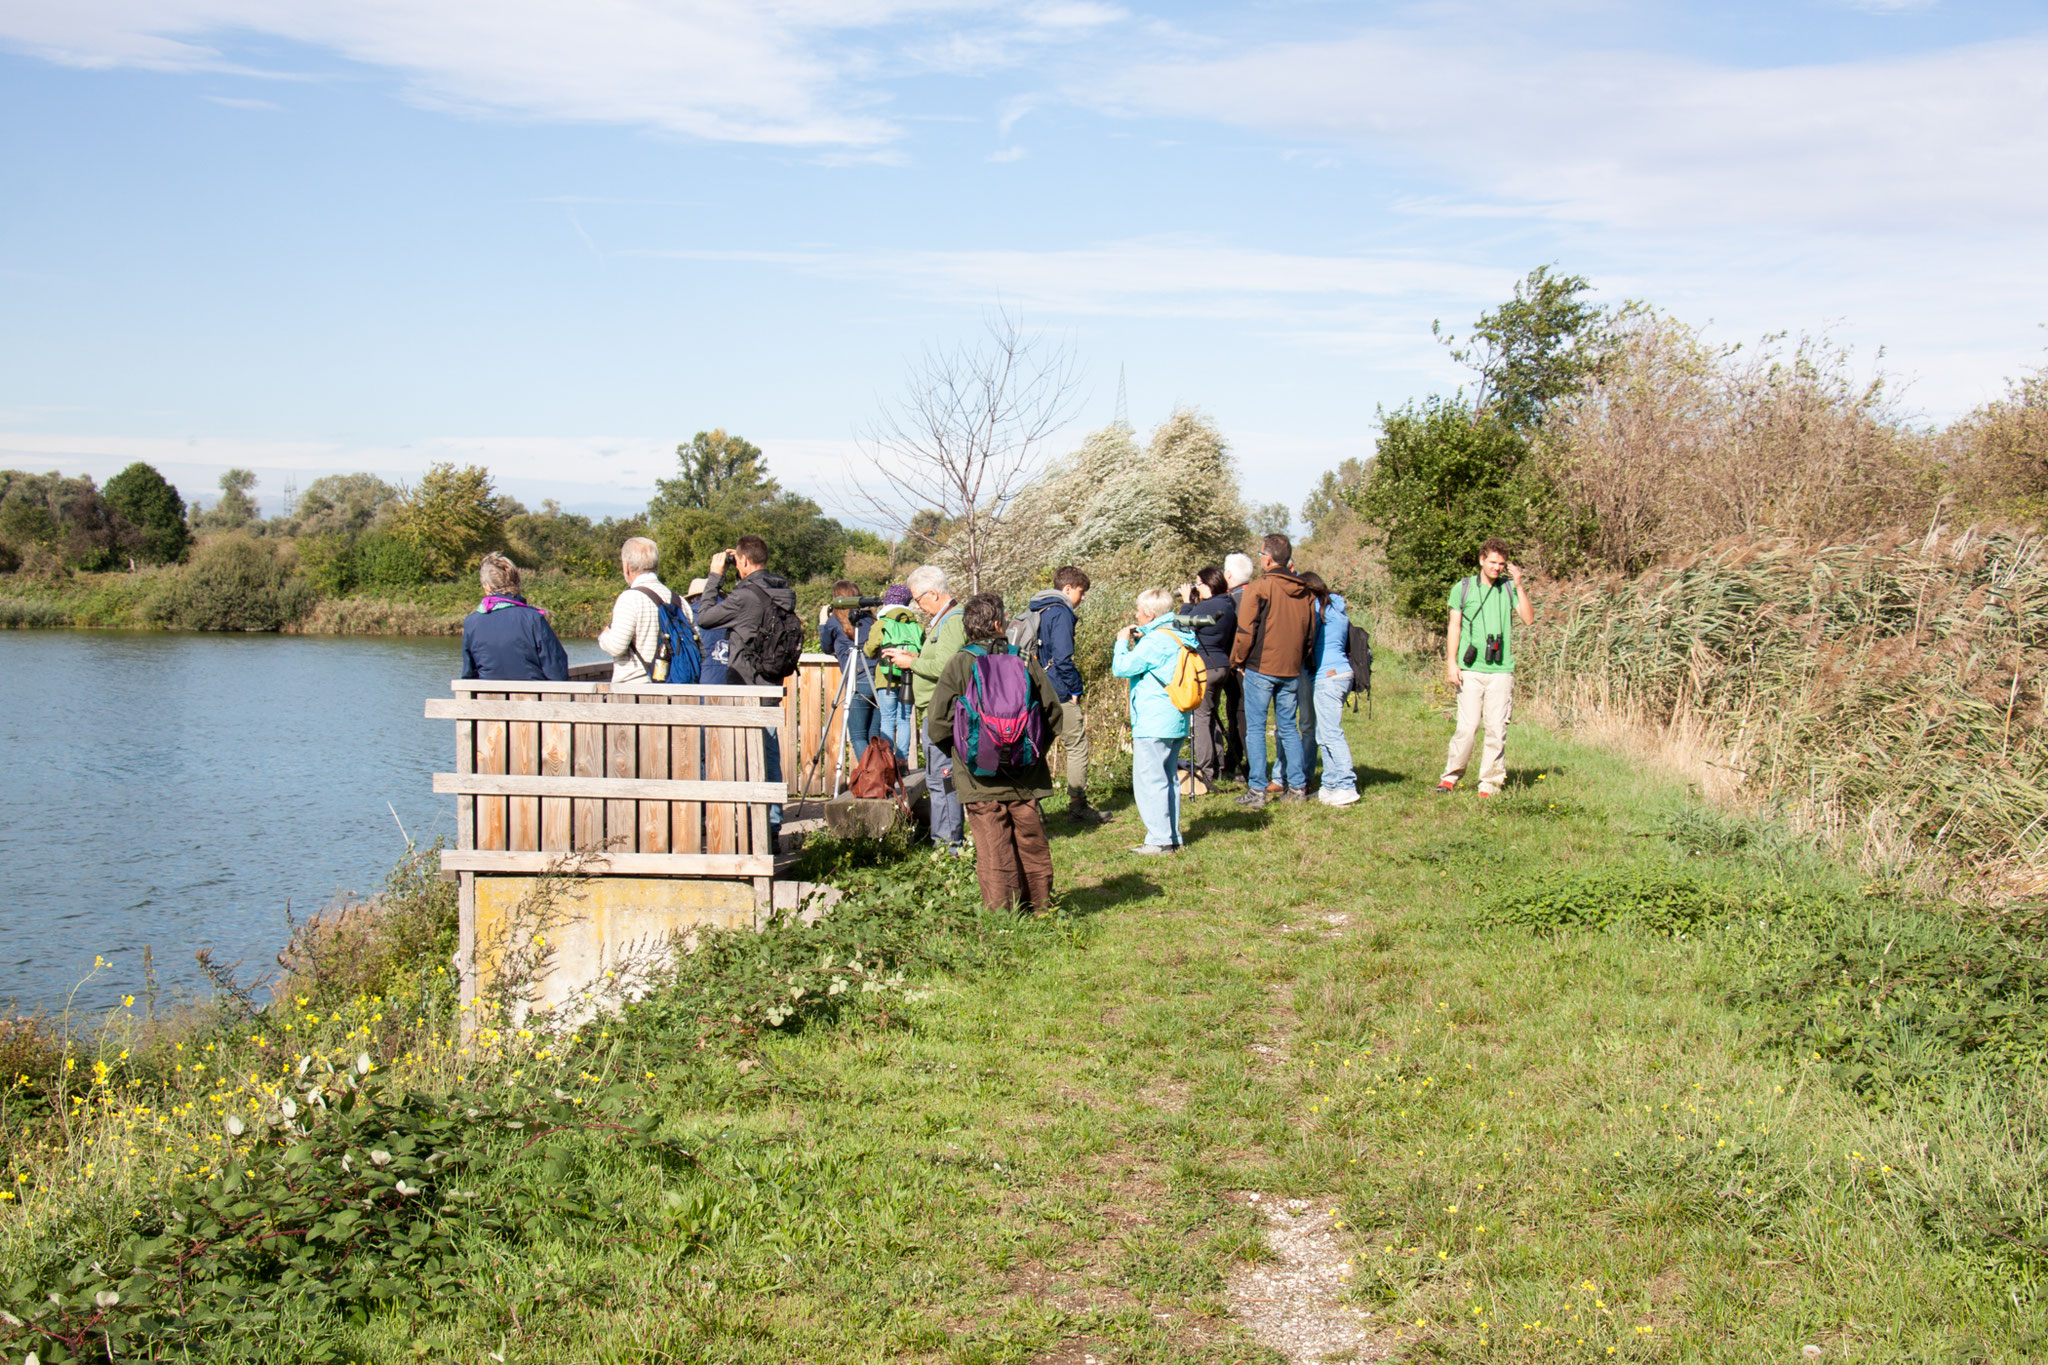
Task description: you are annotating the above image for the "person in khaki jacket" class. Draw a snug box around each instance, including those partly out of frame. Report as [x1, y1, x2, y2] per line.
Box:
[1228, 532, 1318, 809]
[1438, 537, 1536, 797]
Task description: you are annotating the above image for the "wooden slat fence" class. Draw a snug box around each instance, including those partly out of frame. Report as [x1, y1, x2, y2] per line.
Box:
[431, 680, 786, 907]
[565, 654, 855, 796]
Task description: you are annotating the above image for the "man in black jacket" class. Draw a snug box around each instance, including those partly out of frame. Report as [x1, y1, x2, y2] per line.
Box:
[693, 534, 799, 845]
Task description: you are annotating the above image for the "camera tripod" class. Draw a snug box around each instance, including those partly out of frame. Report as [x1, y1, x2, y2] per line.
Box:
[796, 637, 885, 800]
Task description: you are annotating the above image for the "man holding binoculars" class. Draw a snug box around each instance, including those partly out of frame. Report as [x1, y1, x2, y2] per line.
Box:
[1438, 537, 1535, 797]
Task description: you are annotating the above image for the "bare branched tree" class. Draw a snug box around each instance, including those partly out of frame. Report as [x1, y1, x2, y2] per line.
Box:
[852, 311, 1082, 594]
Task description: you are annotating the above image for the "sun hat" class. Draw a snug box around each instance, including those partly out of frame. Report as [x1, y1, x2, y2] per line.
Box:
[882, 584, 912, 607]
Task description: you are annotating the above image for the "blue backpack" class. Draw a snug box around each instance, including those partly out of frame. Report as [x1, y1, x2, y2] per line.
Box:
[634, 586, 701, 685]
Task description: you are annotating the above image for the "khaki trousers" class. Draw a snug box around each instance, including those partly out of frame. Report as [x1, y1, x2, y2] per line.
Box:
[963, 800, 1055, 910]
[1059, 699, 1090, 791]
[1442, 671, 1514, 793]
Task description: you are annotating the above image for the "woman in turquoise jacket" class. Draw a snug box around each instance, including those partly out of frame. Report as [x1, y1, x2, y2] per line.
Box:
[1112, 586, 1200, 854]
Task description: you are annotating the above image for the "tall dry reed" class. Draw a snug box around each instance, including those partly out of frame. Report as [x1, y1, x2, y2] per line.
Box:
[1520, 528, 2048, 898]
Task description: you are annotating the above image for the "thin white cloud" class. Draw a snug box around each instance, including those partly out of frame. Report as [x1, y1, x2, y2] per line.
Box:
[632, 237, 1515, 319]
[201, 93, 277, 110]
[1095, 32, 2048, 234]
[0, 0, 971, 145]
[1, 0, 1130, 145]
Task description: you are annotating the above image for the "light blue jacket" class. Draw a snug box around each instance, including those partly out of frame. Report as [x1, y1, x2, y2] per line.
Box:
[1314, 593, 1352, 676]
[1112, 615, 1200, 740]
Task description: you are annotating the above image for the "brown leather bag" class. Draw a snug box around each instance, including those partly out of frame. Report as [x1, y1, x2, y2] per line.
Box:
[848, 736, 904, 800]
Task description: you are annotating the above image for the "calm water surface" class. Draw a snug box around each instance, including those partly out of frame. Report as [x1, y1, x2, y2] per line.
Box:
[0, 631, 608, 1012]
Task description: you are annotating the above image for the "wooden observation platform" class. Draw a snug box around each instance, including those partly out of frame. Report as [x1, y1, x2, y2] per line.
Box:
[429, 654, 852, 1018]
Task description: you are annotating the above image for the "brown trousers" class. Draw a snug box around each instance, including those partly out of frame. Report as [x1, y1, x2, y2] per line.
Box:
[963, 799, 1055, 911]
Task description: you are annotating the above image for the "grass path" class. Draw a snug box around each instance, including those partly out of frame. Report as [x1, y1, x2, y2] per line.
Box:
[364, 668, 2035, 1363]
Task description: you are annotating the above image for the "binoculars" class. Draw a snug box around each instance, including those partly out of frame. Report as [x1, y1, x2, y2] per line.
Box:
[1462, 634, 1504, 667]
[830, 595, 884, 610]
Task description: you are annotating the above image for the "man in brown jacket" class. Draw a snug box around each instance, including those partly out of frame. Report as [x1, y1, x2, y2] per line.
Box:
[1229, 533, 1317, 808]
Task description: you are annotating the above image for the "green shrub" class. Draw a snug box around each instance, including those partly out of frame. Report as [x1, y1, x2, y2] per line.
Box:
[351, 531, 432, 591]
[147, 534, 314, 631]
[293, 531, 355, 595]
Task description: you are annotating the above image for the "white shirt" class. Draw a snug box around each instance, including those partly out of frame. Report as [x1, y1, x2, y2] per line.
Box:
[599, 573, 691, 683]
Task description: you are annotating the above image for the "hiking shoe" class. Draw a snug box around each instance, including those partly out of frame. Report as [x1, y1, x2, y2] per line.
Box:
[1476, 789, 1495, 800]
[1066, 802, 1114, 826]
[1129, 844, 1181, 856]
[1434, 780, 1457, 794]
[1235, 790, 1267, 809]
[1266, 780, 1284, 793]
[1276, 788, 1307, 803]
[1318, 788, 1359, 807]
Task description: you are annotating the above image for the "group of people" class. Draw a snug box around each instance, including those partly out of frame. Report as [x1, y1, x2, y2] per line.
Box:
[457, 528, 1535, 919]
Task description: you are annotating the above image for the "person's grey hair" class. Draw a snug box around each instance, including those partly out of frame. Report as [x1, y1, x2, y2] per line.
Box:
[478, 552, 521, 597]
[1134, 586, 1174, 619]
[905, 564, 949, 598]
[1223, 552, 1254, 587]
[620, 536, 659, 577]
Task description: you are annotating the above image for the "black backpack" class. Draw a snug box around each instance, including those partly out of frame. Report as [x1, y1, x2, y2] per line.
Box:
[1344, 624, 1373, 714]
[738, 578, 804, 683]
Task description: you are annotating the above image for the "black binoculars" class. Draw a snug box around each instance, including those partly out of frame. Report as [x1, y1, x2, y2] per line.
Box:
[1462, 634, 1504, 667]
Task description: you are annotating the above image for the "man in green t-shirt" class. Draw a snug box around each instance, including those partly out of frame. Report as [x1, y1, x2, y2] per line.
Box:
[1437, 537, 1535, 797]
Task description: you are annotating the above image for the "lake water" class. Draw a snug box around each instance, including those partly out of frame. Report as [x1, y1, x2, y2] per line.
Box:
[0, 630, 611, 1014]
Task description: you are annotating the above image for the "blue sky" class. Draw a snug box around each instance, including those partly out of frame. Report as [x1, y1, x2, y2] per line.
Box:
[3, 1, 2044, 527]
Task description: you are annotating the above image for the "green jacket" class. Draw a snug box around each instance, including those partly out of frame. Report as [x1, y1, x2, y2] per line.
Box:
[927, 643, 1066, 803]
[906, 600, 967, 715]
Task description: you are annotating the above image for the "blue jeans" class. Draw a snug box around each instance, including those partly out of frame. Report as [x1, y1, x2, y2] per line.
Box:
[764, 725, 783, 844]
[1312, 669, 1355, 793]
[923, 722, 964, 848]
[1242, 670, 1306, 794]
[1294, 671, 1317, 787]
[1133, 736, 1184, 847]
[877, 686, 914, 768]
[846, 684, 879, 757]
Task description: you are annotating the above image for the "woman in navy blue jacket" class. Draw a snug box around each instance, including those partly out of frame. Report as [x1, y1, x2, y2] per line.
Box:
[461, 553, 569, 682]
[819, 578, 879, 756]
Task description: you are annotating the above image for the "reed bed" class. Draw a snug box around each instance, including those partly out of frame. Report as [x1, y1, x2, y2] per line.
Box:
[1520, 528, 2048, 897]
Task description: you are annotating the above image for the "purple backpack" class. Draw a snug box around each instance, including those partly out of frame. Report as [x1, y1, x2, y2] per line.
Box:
[950, 645, 1047, 778]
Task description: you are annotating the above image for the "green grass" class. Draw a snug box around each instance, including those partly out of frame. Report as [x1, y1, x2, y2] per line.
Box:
[3, 666, 2041, 1361]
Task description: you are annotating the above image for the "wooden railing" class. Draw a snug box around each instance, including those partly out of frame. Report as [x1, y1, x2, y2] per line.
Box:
[565, 652, 856, 797]
[429, 680, 785, 903]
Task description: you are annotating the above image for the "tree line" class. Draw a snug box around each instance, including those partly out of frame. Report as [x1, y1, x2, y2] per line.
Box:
[0, 429, 889, 593]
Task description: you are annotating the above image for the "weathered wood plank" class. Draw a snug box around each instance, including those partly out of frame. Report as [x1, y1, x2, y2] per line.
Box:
[674, 702, 702, 855]
[606, 721, 638, 851]
[453, 678, 782, 698]
[438, 850, 775, 876]
[427, 699, 782, 727]
[509, 714, 540, 851]
[456, 714, 475, 853]
[638, 711, 669, 853]
[476, 691, 508, 852]
[571, 696, 603, 853]
[539, 717, 571, 850]
[746, 725, 772, 858]
[706, 696, 735, 855]
[434, 773, 786, 803]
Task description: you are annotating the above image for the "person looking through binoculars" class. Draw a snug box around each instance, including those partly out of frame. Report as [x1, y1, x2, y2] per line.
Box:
[1437, 537, 1535, 798]
[821, 580, 881, 758]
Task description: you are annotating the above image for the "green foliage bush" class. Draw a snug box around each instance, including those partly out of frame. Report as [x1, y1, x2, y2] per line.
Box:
[292, 532, 355, 596]
[350, 532, 432, 592]
[0, 1061, 683, 1363]
[101, 462, 190, 564]
[1353, 400, 1559, 624]
[147, 535, 314, 631]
